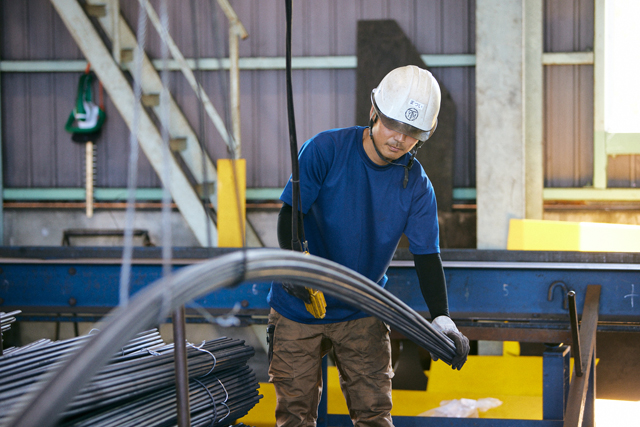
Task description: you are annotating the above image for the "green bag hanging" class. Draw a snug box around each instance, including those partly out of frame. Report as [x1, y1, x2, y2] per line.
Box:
[65, 71, 106, 135]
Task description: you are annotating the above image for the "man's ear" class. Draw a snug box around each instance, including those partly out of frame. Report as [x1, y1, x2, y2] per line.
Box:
[369, 105, 377, 124]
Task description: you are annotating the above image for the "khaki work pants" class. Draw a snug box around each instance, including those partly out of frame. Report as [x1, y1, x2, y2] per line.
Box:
[268, 309, 394, 427]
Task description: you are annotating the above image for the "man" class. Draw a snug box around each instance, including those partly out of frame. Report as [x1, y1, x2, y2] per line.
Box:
[267, 65, 470, 427]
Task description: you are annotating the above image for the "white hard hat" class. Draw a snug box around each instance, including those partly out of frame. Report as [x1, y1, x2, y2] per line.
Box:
[371, 65, 441, 141]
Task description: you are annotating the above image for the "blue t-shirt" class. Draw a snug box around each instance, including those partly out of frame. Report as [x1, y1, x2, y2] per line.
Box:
[268, 126, 440, 324]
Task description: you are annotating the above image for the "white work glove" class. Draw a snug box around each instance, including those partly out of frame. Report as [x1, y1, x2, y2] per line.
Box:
[431, 316, 470, 370]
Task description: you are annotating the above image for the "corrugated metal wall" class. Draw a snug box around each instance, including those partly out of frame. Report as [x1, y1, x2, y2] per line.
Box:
[1, 0, 475, 191]
[544, 0, 639, 188]
[544, 0, 594, 188]
[1, 0, 635, 192]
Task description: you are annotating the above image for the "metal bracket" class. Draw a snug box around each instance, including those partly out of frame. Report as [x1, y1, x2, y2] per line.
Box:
[548, 281, 572, 310]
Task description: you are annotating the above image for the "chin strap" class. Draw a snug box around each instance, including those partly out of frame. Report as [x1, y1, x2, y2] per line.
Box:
[368, 116, 418, 189]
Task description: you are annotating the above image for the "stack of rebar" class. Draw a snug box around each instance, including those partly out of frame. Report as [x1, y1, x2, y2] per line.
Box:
[0, 310, 20, 336]
[61, 364, 260, 427]
[0, 330, 165, 419]
[0, 330, 261, 427]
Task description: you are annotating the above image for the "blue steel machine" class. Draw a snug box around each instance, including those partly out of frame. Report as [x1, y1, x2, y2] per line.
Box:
[1, 247, 639, 426]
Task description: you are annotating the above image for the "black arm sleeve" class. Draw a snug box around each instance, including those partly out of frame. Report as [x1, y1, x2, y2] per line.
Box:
[277, 203, 304, 250]
[414, 253, 449, 319]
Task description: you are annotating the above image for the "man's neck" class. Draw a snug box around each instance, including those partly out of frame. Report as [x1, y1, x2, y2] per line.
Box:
[362, 127, 387, 166]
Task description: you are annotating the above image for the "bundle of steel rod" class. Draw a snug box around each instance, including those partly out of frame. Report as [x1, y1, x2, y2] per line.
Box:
[61, 337, 256, 419]
[60, 365, 261, 426]
[0, 329, 164, 421]
[193, 250, 455, 361]
[0, 310, 20, 335]
[158, 249, 459, 362]
[1, 330, 260, 427]
[11, 249, 455, 427]
[128, 250, 457, 363]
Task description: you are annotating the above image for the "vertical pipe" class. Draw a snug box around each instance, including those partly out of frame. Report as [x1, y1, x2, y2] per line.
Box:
[229, 25, 241, 159]
[172, 306, 191, 426]
[568, 290, 583, 377]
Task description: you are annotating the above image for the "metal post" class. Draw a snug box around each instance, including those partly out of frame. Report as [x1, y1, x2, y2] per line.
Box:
[583, 345, 597, 427]
[318, 355, 328, 427]
[172, 306, 191, 426]
[564, 285, 600, 427]
[543, 344, 571, 420]
[568, 290, 583, 376]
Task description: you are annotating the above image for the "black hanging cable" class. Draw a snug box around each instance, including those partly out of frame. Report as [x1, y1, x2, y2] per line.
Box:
[285, 0, 305, 253]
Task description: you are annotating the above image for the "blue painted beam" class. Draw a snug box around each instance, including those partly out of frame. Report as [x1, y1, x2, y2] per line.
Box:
[387, 266, 640, 322]
[0, 259, 639, 323]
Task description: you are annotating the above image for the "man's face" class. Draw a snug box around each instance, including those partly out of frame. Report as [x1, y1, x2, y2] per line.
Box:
[368, 107, 419, 164]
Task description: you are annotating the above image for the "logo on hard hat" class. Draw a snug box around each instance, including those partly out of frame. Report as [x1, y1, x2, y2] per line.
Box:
[405, 108, 419, 121]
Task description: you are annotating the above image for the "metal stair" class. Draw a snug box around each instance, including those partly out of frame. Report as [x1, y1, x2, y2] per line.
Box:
[50, 0, 261, 247]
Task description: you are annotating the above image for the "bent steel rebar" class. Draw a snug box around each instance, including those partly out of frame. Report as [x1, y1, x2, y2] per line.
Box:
[5, 249, 455, 427]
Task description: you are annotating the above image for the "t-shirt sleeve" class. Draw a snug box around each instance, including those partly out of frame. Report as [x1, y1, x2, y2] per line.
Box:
[280, 137, 332, 214]
[403, 172, 440, 255]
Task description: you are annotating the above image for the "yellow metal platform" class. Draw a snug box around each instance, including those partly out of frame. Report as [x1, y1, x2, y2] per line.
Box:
[238, 355, 545, 425]
[239, 353, 639, 425]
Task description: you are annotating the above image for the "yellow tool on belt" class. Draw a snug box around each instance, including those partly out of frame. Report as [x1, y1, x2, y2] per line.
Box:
[302, 251, 326, 319]
[305, 287, 326, 319]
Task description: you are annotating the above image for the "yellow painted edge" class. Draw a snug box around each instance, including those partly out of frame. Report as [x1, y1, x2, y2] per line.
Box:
[507, 218, 640, 252]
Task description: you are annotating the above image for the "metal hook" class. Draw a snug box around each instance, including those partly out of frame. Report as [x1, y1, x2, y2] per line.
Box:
[547, 280, 570, 310]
